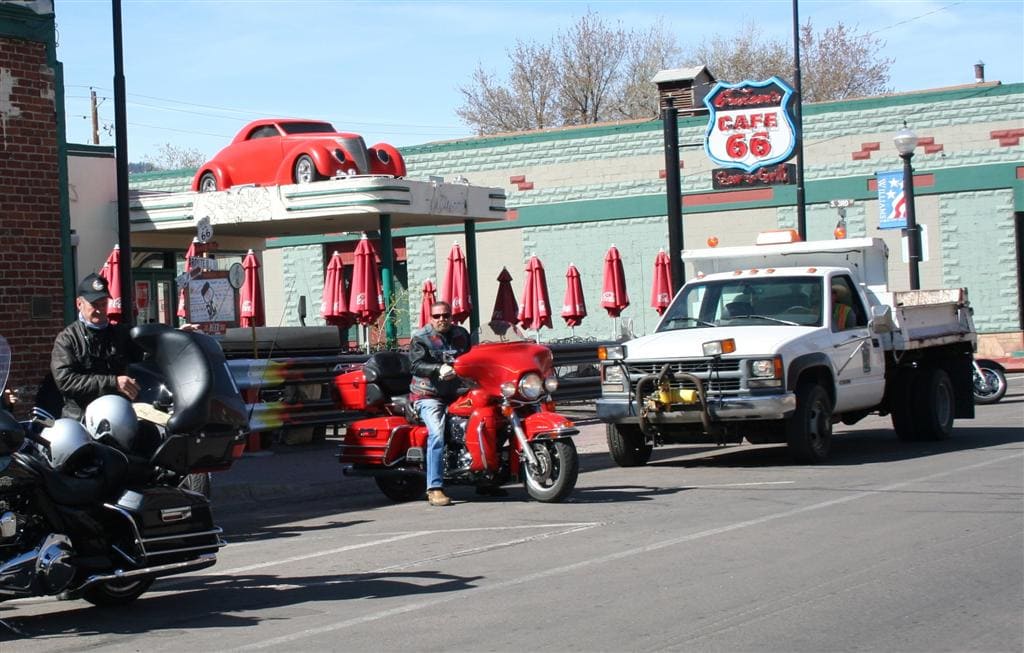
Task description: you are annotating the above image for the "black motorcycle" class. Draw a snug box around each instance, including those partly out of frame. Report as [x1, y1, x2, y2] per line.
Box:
[972, 358, 1008, 405]
[0, 325, 248, 610]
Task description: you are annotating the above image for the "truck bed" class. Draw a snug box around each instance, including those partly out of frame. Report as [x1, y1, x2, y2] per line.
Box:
[882, 288, 977, 350]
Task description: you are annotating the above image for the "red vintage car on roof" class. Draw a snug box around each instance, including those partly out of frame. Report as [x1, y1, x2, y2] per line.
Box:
[191, 119, 407, 192]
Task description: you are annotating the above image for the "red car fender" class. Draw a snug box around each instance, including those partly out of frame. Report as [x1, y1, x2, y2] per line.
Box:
[191, 165, 232, 192]
[520, 410, 578, 441]
[274, 142, 338, 185]
[369, 142, 407, 178]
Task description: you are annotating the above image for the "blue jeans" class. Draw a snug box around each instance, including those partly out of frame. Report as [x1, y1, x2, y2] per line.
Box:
[415, 398, 446, 490]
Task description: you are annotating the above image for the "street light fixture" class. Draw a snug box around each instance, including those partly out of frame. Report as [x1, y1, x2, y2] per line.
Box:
[894, 122, 921, 290]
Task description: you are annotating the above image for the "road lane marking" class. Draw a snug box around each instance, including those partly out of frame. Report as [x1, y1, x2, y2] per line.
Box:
[228, 451, 1023, 651]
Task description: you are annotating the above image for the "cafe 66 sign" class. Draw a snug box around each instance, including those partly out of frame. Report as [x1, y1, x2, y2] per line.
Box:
[703, 76, 797, 173]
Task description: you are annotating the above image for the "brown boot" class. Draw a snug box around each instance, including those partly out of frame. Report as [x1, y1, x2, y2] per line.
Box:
[426, 488, 451, 507]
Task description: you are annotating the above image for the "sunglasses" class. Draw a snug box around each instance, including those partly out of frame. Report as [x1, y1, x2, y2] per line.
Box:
[431, 313, 452, 319]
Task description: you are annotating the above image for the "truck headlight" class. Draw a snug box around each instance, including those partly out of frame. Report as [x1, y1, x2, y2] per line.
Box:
[598, 345, 625, 360]
[748, 357, 783, 388]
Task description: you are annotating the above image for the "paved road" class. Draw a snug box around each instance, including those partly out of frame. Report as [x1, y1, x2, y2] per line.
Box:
[3, 379, 1023, 652]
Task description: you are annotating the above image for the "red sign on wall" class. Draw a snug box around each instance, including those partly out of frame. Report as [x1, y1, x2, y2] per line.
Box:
[135, 281, 150, 311]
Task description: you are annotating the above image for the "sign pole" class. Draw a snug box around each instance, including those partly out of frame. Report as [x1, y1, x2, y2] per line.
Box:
[662, 97, 685, 294]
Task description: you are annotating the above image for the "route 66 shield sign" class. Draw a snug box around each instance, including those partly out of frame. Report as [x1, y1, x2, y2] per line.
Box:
[703, 76, 797, 173]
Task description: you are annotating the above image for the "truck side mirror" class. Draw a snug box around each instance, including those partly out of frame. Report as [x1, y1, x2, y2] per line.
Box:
[868, 305, 893, 334]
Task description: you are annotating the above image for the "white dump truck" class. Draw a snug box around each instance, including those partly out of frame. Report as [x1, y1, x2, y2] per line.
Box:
[596, 231, 977, 464]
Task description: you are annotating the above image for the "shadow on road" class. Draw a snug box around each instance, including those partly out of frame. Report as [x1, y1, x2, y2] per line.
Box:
[644, 426, 1023, 469]
[0, 570, 484, 641]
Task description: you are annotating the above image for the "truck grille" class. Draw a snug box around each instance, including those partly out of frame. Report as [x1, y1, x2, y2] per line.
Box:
[625, 358, 743, 396]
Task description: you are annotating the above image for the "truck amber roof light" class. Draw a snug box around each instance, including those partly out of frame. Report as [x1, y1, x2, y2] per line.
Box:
[766, 268, 775, 273]
[707, 236, 719, 247]
[749, 268, 759, 275]
[807, 267, 817, 273]
[755, 229, 802, 245]
[703, 338, 736, 357]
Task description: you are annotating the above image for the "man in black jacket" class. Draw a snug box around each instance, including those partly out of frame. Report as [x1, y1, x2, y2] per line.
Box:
[408, 300, 471, 506]
[51, 273, 140, 420]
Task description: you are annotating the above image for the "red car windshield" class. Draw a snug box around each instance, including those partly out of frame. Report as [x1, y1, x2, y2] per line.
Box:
[279, 121, 336, 135]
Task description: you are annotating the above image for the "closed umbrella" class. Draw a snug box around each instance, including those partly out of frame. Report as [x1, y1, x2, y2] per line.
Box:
[518, 255, 552, 342]
[561, 263, 587, 337]
[418, 279, 437, 328]
[239, 249, 265, 327]
[321, 251, 354, 329]
[489, 267, 519, 334]
[601, 245, 630, 338]
[650, 249, 673, 316]
[348, 234, 385, 352]
[99, 244, 123, 324]
[177, 238, 205, 319]
[441, 242, 471, 325]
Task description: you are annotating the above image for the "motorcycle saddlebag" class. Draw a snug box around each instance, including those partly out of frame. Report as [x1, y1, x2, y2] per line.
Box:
[111, 486, 221, 564]
[339, 415, 412, 466]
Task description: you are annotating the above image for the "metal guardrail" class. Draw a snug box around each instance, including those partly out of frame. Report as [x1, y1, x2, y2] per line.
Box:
[224, 340, 612, 432]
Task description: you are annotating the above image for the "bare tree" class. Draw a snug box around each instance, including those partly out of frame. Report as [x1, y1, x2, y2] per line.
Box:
[456, 39, 560, 135]
[456, 10, 683, 135]
[690, 19, 892, 102]
[143, 142, 207, 171]
[799, 21, 892, 103]
[556, 10, 627, 125]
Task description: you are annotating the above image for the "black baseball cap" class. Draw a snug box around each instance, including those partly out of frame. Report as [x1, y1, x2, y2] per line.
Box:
[77, 273, 110, 303]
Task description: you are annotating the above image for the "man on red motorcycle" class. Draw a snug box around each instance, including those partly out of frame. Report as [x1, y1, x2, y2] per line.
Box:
[409, 301, 471, 507]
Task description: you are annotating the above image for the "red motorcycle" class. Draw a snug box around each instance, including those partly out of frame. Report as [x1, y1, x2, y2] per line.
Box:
[335, 328, 580, 502]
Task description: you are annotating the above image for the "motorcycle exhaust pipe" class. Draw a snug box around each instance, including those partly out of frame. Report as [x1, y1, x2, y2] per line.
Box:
[70, 552, 218, 594]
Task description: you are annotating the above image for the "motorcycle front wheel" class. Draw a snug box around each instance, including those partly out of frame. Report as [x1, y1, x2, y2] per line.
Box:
[523, 439, 578, 503]
[973, 363, 1008, 404]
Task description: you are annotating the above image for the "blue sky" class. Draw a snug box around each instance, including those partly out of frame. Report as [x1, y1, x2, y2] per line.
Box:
[54, 0, 1024, 163]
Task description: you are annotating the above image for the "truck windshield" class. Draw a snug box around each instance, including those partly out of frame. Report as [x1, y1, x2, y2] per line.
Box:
[657, 277, 824, 331]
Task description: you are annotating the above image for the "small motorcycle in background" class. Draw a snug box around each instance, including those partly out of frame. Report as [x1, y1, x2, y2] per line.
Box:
[972, 358, 1008, 405]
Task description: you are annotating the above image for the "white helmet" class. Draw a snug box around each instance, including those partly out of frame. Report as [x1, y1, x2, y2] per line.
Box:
[84, 394, 138, 452]
[42, 418, 95, 471]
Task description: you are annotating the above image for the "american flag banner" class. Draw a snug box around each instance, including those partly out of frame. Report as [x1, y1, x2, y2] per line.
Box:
[877, 170, 907, 230]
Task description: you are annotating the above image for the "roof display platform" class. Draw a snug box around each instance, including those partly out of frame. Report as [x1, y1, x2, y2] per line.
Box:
[129, 176, 508, 238]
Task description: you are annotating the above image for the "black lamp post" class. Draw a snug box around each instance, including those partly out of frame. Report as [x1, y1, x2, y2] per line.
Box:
[894, 124, 921, 290]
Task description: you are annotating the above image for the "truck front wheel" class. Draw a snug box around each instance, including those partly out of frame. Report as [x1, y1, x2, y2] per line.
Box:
[606, 424, 653, 467]
[786, 382, 833, 464]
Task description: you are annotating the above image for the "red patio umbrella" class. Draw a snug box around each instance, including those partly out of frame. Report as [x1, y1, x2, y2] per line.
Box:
[561, 264, 587, 335]
[418, 279, 437, 328]
[490, 267, 519, 327]
[98, 244, 123, 324]
[239, 249, 265, 327]
[321, 251, 353, 329]
[177, 238, 205, 319]
[601, 245, 630, 338]
[650, 249, 673, 315]
[349, 234, 385, 351]
[441, 242, 471, 325]
[518, 255, 552, 341]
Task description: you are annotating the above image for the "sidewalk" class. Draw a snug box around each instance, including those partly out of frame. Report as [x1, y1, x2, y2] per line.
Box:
[212, 414, 608, 509]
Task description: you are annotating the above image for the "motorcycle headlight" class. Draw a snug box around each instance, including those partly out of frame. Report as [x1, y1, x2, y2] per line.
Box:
[518, 373, 543, 400]
[544, 375, 559, 393]
[500, 382, 517, 398]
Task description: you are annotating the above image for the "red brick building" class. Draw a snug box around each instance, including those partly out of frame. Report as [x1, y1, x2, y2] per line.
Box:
[0, 1, 71, 405]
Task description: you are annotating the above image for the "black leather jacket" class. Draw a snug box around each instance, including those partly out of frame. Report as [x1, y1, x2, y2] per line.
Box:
[51, 319, 138, 419]
[408, 324, 471, 401]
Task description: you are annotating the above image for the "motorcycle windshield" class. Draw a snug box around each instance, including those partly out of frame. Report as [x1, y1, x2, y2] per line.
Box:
[0, 335, 9, 393]
[130, 324, 248, 434]
[477, 322, 530, 344]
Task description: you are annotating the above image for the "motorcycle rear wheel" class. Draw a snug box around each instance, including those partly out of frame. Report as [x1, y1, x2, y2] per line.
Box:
[375, 475, 427, 502]
[973, 363, 1007, 405]
[523, 440, 578, 503]
[82, 577, 154, 607]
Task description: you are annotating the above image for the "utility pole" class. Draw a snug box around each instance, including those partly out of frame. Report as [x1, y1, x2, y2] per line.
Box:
[90, 89, 100, 145]
[112, 0, 133, 324]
